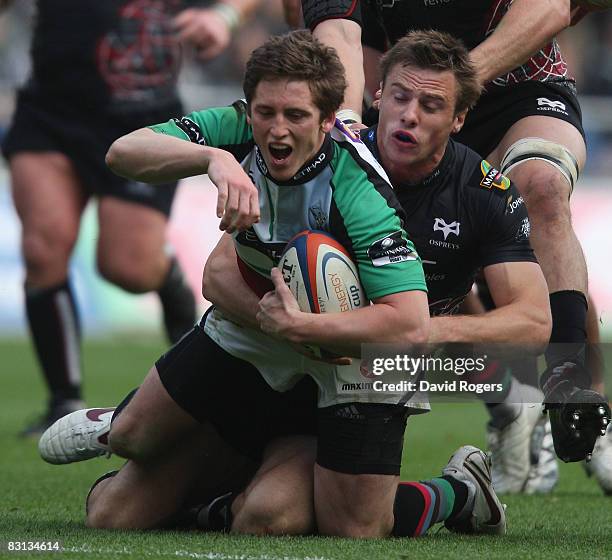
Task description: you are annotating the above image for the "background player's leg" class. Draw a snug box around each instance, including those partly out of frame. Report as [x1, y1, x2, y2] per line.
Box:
[96, 196, 195, 344]
[488, 116, 588, 365]
[10, 152, 88, 435]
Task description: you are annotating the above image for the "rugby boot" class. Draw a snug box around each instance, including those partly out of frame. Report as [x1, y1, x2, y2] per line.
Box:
[583, 423, 612, 495]
[443, 445, 507, 535]
[38, 407, 114, 464]
[486, 387, 545, 493]
[524, 413, 559, 494]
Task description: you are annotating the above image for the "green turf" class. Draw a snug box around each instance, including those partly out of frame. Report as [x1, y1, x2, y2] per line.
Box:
[1, 338, 610, 560]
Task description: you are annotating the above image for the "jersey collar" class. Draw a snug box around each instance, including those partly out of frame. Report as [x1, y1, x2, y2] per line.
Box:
[254, 134, 334, 186]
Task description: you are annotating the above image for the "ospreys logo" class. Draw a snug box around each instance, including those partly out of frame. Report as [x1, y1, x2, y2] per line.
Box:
[173, 117, 206, 145]
[368, 230, 416, 267]
[433, 218, 460, 240]
[480, 160, 510, 191]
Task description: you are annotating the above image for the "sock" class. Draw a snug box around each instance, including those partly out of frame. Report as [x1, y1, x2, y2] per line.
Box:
[25, 280, 82, 403]
[545, 290, 588, 368]
[391, 477, 468, 537]
[194, 492, 235, 531]
[157, 256, 196, 344]
[486, 376, 523, 429]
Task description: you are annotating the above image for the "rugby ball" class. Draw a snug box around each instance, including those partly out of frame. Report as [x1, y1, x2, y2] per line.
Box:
[278, 230, 366, 315]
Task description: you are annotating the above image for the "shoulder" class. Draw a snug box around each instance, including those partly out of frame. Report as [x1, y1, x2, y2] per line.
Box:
[330, 122, 391, 189]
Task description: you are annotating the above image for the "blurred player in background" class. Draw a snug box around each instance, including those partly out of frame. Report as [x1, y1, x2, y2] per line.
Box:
[296, 0, 612, 494]
[1, 0, 259, 436]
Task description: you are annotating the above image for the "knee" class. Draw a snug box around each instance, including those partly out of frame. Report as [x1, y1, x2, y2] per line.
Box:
[85, 478, 136, 529]
[22, 227, 75, 278]
[97, 253, 164, 293]
[514, 167, 572, 226]
[233, 493, 313, 536]
[108, 414, 157, 462]
[86, 499, 123, 529]
[86, 496, 148, 530]
[318, 515, 391, 538]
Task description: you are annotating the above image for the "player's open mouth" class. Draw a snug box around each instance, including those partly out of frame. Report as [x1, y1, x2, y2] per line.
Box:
[393, 131, 417, 145]
[269, 143, 293, 162]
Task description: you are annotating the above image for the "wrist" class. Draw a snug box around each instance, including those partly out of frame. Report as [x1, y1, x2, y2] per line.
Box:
[211, 2, 241, 32]
[336, 109, 362, 126]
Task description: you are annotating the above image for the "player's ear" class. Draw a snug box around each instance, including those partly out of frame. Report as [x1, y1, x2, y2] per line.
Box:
[246, 105, 252, 125]
[452, 109, 467, 134]
[320, 112, 335, 133]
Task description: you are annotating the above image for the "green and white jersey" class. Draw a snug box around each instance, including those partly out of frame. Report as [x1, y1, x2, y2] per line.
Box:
[150, 101, 427, 301]
[150, 101, 428, 408]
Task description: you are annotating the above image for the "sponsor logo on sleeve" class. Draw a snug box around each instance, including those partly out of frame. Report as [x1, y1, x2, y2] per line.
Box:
[368, 230, 417, 267]
[480, 160, 511, 191]
[536, 97, 568, 115]
[516, 217, 531, 241]
[505, 195, 524, 215]
[173, 117, 206, 145]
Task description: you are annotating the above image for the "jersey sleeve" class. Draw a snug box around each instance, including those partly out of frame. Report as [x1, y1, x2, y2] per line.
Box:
[147, 101, 252, 149]
[302, 0, 362, 30]
[469, 161, 537, 267]
[329, 143, 427, 301]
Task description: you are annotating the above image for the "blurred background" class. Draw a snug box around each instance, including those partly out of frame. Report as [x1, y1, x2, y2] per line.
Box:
[0, 0, 611, 340]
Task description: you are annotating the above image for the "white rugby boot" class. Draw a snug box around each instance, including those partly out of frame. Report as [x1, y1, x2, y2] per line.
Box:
[487, 384, 544, 494]
[38, 407, 114, 464]
[443, 445, 507, 535]
[583, 423, 612, 495]
[524, 413, 559, 494]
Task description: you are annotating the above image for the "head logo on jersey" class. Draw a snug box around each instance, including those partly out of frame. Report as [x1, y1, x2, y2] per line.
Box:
[480, 160, 510, 191]
[433, 218, 460, 240]
[368, 230, 417, 267]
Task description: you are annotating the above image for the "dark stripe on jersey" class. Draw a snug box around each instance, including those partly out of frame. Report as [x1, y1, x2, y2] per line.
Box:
[219, 140, 254, 164]
[328, 190, 357, 265]
[333, 140, 408, 230]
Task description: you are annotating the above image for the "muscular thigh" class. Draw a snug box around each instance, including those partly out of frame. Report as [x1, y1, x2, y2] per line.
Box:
[314, 403, 409, 536]
[488, 116, 587, 171]
[10, 152, 87, 242]
[96, 196, 168, 289]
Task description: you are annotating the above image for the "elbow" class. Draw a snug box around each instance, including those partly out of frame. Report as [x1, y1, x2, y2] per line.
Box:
[105, 137, 135, 179]
[394, 317, 430, 348]
[105, 140, 121, 174]
[201, 259, 216, 301]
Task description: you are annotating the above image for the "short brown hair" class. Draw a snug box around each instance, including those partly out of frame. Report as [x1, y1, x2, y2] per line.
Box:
[243, 30, 346, 119]
[380, 30, 482, 113]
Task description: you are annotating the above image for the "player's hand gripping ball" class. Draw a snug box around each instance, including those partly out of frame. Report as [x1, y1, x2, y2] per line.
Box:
[278, 230, 366, 359]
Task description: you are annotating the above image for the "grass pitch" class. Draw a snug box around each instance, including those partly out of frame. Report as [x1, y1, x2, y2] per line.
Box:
[1, 338, 610, 560]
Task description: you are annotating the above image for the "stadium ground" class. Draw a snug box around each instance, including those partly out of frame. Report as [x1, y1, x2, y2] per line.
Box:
[1, 338, 610, 560]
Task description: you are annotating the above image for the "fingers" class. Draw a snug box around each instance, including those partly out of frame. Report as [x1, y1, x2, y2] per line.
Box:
[282, 0, 302, 28]
[216, 182, 228, 219]
[220, 182, 240, 232]
[269, 267, 286, 289]
[216, 182, 259, 233]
